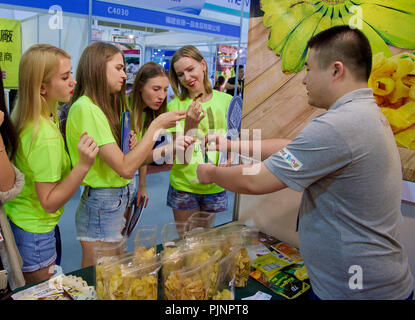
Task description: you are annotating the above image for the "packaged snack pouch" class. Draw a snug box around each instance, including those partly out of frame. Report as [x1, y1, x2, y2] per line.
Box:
[271, 241, 303, 263]
[250, 269, 310, 299]
[268, 272, 310, 299]
[282, 263, 308, 281]
[252, 251, 295, 279]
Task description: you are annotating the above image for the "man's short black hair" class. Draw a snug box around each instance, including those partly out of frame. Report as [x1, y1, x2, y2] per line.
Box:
[307, 25, 372, 81]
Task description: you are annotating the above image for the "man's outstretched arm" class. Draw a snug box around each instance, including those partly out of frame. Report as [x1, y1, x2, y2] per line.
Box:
[197, 162, 287, 195]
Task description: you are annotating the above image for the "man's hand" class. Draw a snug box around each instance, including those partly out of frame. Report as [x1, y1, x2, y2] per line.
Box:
[197, 163, 216, 184]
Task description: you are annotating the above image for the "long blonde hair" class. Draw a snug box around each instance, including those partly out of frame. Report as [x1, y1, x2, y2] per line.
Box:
[169, 45, 212, 101]
[130, 62, 168, 135]
[12, 44, 70, 139]
[70, 42, 127, 146]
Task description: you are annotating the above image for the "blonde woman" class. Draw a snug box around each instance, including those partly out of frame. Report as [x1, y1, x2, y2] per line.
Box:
[167, 45, 232, 226]
[66, 42, 186, 268]
[4, 44, 98, 284]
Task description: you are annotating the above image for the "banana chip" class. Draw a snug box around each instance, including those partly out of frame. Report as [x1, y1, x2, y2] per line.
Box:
[369, 51, 415, 149]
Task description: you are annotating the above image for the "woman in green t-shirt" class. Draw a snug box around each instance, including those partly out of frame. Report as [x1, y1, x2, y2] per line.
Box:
[167, 45, 232, 229]
[66, 42, 186, 268]
[129, 62, 172, 209]
[4, 44, 99, 285]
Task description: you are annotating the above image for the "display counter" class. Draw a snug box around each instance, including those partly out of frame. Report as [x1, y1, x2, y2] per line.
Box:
[12, 230, 311, 301]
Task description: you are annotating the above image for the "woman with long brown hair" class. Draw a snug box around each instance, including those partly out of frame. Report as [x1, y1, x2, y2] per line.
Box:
[129, 61, 171, 208]
[4, 44, 98, 285]
[66, 42, 186, 268]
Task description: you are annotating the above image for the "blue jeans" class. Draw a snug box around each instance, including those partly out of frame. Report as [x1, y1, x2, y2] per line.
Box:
[166, 184, 228, 213]
[9, 221, 57, 273]
[75, 181, 135, 242]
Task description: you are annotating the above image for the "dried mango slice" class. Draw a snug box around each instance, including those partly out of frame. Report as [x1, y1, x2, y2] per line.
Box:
[395, 126, 415, 149]
[371, 77, 395, 96]
[381, 101, 415, 132]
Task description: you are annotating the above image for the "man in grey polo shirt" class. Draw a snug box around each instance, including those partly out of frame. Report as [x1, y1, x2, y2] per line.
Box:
[196, 26, 414, 299]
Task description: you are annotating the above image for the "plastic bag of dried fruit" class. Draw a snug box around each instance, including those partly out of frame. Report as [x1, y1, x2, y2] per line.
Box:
[162, 248, 221, 300]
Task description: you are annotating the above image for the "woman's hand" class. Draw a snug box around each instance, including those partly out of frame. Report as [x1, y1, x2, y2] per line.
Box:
[174, 134, 196, 164]
[129, 130, 138, 150]
[136, 185, 149, 208]
[0, 110, 4, 127]
[186, 101, 206, 129]
[204, 134, 232, 153]
[77, 132, 99, 170]
[153, 110, 186, 130]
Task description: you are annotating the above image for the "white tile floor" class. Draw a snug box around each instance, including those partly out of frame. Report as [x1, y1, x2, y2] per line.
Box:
[57, 170, 235, 273]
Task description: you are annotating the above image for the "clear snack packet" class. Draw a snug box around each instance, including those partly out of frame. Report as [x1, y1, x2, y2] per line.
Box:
[161, 222, 189, 248]
[94, 238, 128, 300]
[186, 211, 216, 233]
[163, 249, 221, 300]
[122, 259, 161, 300]
[212, 247, 242, 300]
[134, 225, 157, 265]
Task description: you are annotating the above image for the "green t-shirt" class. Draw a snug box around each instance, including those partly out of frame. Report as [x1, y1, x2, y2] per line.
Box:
[167, 90, 232, 194]
[4, 118, 71, 233]
[66, 95, 130, 188]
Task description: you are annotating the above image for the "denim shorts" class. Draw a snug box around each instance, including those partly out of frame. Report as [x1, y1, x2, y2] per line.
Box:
[166, 184, 228, 213]
[9, 221, 57, 273]
[75, 181, 136, 242]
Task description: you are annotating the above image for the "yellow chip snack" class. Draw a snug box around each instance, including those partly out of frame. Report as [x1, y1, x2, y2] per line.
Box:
[234, 247, 251, 287]
[369, 51, 415, 149]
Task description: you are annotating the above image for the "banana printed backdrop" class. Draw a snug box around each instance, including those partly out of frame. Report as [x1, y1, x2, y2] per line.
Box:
[251, 0, 415, 179]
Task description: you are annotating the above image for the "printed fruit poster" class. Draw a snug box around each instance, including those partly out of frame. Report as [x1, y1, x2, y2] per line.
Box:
[245, 0, 415, 180]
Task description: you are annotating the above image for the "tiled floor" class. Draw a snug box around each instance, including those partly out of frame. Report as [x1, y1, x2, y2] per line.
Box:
[57, 169, 235, 273]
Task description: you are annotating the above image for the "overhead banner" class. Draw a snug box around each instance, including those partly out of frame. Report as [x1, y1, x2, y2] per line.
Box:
[0, 18, 21, 88]
[102, 0, 206, 15]
[204, 0, 250, 17]
[92, 1, 240, 38]
[0, 0, 241, 38]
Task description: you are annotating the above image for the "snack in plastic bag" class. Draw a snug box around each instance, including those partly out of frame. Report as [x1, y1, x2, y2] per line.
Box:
[122, 260, 161, 300]
[162, 247, 221, 300]
[94, 240, 127, 300]
[234, 247, 250, 287]
[133, 246, 156, 265]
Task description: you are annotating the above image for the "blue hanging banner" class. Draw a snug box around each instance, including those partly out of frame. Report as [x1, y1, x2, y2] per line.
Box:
[0, 0, 89, 15]
[0, 0, 240, 38]
[92, 0, 240, 38]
